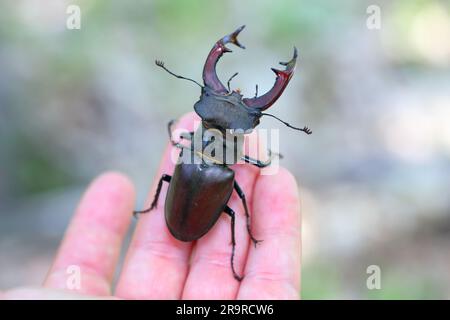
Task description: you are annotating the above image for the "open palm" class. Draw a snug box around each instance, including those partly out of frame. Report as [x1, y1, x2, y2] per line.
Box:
[1, 113, 301, 300]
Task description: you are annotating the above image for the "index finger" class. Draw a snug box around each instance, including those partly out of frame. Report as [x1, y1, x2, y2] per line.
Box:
[115, 112, 200, 299]
[44, 172, 135, 296]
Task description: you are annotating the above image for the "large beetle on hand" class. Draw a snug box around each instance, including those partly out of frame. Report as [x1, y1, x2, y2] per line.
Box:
[134, 25, 311, 281]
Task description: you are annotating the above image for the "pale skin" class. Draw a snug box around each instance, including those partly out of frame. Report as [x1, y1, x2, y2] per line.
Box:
[1, 112, 301, 300]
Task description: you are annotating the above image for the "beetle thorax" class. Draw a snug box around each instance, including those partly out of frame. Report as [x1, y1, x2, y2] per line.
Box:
[190, 124, 245, 166]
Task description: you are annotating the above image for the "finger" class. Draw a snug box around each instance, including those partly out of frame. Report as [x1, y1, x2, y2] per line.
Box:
[44, 172, 135, 296]
[2, 286, 117, 300]
[115, 112, 199, 299]
[182, 132, 262, 299]
[237, 167, 301, 300]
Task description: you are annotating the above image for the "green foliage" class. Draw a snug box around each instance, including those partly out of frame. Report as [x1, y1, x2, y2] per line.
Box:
[302, 262, 341, 299]
[12, 135, 74, 196]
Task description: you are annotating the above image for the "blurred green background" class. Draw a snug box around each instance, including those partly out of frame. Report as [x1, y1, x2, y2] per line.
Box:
[1, 0, 450, 299]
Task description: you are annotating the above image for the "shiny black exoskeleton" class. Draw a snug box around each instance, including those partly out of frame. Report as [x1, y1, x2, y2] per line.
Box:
[134, 26, 311, 281]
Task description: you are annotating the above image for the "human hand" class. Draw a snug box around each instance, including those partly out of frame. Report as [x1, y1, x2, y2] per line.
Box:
[1, 112, 301, 300]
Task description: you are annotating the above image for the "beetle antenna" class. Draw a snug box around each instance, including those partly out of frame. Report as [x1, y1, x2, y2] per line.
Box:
[254, 84, 258, 98]
[261, 112, 312, 135]
[155, 60, 203, 88]
[227, 72, 239, 92]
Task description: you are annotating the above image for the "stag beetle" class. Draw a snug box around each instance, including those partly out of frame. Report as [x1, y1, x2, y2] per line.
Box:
[134, 25, 311, 281]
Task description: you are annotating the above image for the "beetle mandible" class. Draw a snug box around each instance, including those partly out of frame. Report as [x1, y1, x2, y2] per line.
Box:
[134, 25, 311, 281]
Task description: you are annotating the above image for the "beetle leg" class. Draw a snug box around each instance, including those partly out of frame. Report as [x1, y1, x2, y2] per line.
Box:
[179, 131, 194, 141]
[241, 155, 271, 168]
[224, 206, 243, 281]
[167, 120, 189, 150]
[133, 174, 172, 218]
[241, 149, 283, 168]
[233, 181, 263, 248]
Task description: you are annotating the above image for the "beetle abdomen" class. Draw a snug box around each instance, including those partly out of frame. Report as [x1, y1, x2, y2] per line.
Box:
[165, 160, 235, 242]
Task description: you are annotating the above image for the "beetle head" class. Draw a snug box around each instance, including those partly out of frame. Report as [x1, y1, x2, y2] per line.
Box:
[195, 25, 298, 133]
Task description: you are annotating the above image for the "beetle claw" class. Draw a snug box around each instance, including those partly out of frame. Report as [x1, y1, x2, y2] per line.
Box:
[279, 46, 298, 68]
[203, 25, 246, 93]
[233, 273, 244, 282]
[221, 25, 246, 49]
[251, 238, 263, 248]
[243, 47, 298, 110]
